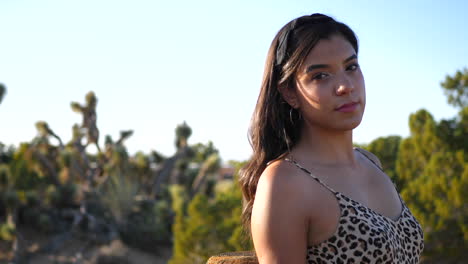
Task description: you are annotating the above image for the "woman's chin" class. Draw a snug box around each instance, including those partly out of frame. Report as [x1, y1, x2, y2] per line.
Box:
[336, 118, 363, 131]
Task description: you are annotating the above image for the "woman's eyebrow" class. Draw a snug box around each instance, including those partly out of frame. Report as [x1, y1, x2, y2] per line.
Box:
[305, 54, 357, 73]
[343, 54, 357, 63]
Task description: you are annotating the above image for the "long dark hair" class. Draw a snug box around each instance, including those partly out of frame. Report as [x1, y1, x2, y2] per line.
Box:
[239, 13, 359, 238]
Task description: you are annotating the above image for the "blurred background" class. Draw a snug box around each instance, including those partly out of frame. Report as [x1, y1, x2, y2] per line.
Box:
[0, 0, 467, 263]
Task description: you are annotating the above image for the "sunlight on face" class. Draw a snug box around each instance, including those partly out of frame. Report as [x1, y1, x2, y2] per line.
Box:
[294, 34, 366, 131]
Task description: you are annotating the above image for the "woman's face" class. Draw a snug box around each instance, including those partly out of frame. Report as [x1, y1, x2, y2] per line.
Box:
[290, 34, 365, 132]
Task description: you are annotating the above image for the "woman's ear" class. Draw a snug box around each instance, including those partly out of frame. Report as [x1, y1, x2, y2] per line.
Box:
[279, 86, 299, 109]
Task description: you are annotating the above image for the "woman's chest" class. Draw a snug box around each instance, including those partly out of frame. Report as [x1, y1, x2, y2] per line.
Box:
[308, 164, 402, 219]
[306, 194, 424, 263]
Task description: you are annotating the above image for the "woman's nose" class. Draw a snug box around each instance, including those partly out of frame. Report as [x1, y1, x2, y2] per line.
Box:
[335, 75, 355, 96]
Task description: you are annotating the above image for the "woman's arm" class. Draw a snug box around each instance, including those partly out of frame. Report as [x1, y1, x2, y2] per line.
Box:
[251, 161, 309, 264]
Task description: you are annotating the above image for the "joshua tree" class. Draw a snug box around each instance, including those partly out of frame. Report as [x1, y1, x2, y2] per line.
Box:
[116, 130, 133, 146]
[71, 91, 101, 153]
[25, 122, 63, 186]
[152, 122, 193, 197]
[175, 121, 192, 149]
[36, 121, 64, 147]
[101, 130, 134, 177]
[190, 153, 221, 198]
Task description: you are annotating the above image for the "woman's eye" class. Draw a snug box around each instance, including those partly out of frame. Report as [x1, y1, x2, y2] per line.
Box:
[312, 73, 328, 80]
[347, 63, 359, 71]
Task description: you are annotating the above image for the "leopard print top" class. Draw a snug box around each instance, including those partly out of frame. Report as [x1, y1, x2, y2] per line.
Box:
[285, 150, 424, 264]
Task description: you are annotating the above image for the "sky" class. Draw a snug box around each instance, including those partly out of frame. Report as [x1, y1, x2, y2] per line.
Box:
[0, 0, 467, 162]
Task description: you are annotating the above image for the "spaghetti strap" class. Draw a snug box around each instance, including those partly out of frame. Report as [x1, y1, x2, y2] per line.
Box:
[354, 147, 384, 172]
[354, 148, 405, 204]
[284, 157, 337, 194]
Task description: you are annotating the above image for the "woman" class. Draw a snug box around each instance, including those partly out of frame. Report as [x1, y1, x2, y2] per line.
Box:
[239, 14, 424, 263]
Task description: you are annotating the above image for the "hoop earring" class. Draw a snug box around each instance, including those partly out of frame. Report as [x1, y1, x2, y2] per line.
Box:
[289, 108, 302, 125]
[282, 127, 291, 154]
[289, 108, 295, 125]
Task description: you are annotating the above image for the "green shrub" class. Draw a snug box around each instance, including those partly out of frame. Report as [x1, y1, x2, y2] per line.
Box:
[0, 222, 15, 241]
[169, 182, 252, 264]
[119, 199, 172, 252]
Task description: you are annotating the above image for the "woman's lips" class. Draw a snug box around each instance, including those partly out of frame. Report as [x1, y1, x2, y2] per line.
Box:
[336, 102, 359, 112]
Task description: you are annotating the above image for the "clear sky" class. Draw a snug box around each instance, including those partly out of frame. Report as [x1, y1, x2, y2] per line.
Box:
[1, 0, 467, 162]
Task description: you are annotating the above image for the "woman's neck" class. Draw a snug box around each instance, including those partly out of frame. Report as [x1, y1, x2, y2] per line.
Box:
[291, 125, 358, 168]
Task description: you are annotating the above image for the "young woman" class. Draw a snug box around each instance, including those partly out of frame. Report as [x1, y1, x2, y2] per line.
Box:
[240, 14, 424, 263]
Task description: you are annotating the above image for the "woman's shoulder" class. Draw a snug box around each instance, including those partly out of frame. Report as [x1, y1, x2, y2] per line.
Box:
[254, 159, 325, 212]
[252, 158, 311, 223]
[354, 147, 383, 169]
[251, 159, 313, 263]
[258, 159, 309, 192]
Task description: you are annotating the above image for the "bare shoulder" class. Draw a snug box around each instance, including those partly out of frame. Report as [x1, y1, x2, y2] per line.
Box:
[251, 160, 316, 264]
[255, 159, 320, 208]
[355, 147, 383, 169]
[258, 159, 307, 191]
[255, 159, 326, 214]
